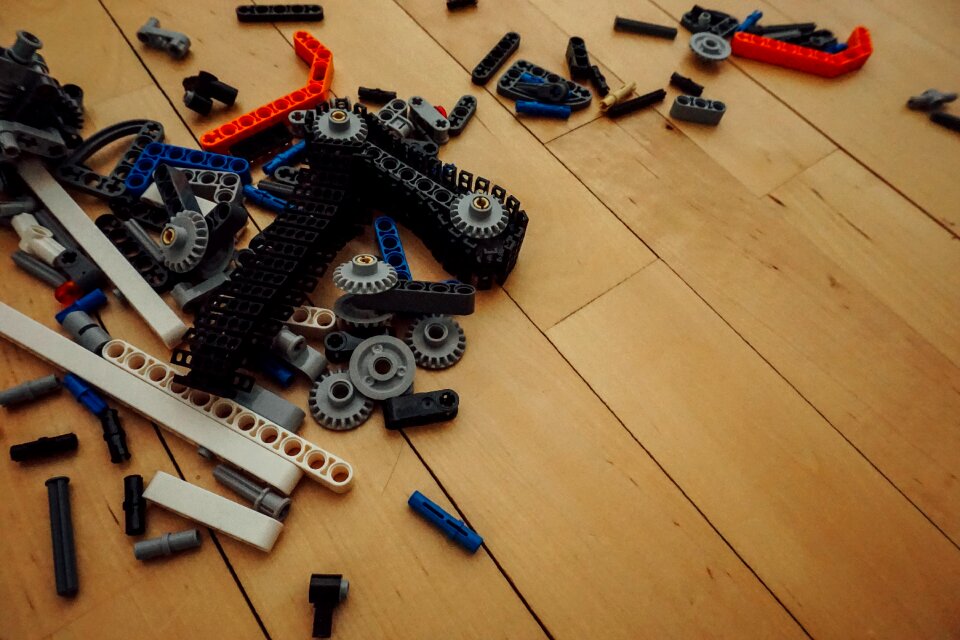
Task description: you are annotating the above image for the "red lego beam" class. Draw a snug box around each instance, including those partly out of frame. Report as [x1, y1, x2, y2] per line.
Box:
[731, 26, 873, 78]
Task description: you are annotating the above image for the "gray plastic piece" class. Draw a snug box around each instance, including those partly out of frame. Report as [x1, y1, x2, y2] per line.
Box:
[304, 107, 368, 145]
[332, 254, 398, 295]
[273, 326, 306, 360]
[272, 327, 327, 380]
[133, 529, 202, 561]
[0, 374, 60, 407]
[402, 138, 439, 157]
[907, 89, 958, 111]
[0, 196, 38, 218]
[160, 210, 209, 273]
[689, 32, 731, 62]
[408, 96, 451, 145]
[136, 18, 191, 60]
[348, 335, 416, 401]
[0, 120, 68, 160]
[122, 219, 164, 264]
[669, 94, 726, 125]
[308, 370, 375, 431]
[61, 310, 112, 355]
[451, 191, 508, 239]
[333, 294, 393, 330]
[7, 30, 42, 65]
[12, 250, 67, 287]
[497, 60, 593, 110]
[447, 95, 477, 136]
[213, 464, 291, 521]
[233, 383, 306, 433]
[375, 99, 416, 140]
[171, 272, 229, 312]
[404, 315, 466, 370]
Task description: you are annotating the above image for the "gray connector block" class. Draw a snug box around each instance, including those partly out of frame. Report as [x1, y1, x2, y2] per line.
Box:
[233, 383, 306, 433]
[0, 374, 60, 407]
[213, 464, 291, 521]
[0, 120, 68, 160]
[272, 327, 327, 380]
[60, 310, 113, 355]
[134, 529, 202, 561]
[408, 96, 451, 145]
[12, 250, 67, 287]
[137, 18, 191, 60]
[376, 100, 416, 140]
[171, 272, 230, 312]
[669, 94, 726, 125]
[272, 326, 306, 360]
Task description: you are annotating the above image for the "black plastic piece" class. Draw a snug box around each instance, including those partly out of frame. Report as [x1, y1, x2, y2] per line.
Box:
[497, 60, 592, 110]
[231, 123, 293, 161]
[123, 474, 147, 536]
[589, 65, 609, 97]
[565, 37, 591, 79]
[447, 95, 477, 136]
[680, 6, 739, 38]
[10, 433, 78, 462]
[605, 88, 667, 118]
[95, 214, 173, 292]
[99, 408, 131, 463]
[324, 331, 365, 364]
[350, 280, 476, 315]
[258, 179, 296, 197]
[53, 249, 106, 293]
[357, 87, 397, 104]
[309, 574, 347, 638]
[669, 72, 704, 97]
[931, 112, 960, 133]
[183, 91, 213, 115]
[383, 389, 459, 430]
[746, 22, 816, 35]
[182, 71, 239, 106]
[236, 4, 324, 22]
[471, 32, 520, 85]
[447, 0, 477, 8]
[614, 16, 678, 39]
[513, 81, 568, 103]
[46, 476, 79, 597]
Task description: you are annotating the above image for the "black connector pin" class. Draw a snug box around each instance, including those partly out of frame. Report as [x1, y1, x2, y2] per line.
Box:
[99, 408, 131, 463]
[46, 476, 79, 597]
[614, 16, 678, 40]
[605, 88, 667, 118]
[357, 87, 398, 104]
[669, 72, 704, 97]
[123, 474, 147, 536]
[10, 433, 78, 462]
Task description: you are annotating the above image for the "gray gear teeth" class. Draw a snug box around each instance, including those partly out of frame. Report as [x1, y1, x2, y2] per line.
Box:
[308, 370, 375, 431]
[332, 254, 398, 295]
[405, 315, 466, 370]
[348, 335, 416, 401]
[312, 107, 369, 144]
[333, 294, 393, 329]
[160, 210, 208, 273]
[451, 191, 509, 239]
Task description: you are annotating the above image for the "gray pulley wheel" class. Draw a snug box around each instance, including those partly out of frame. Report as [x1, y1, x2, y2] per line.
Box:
[332, 254, 398, 295]
[404, 315, 466, 369]
[348, 335, 416, 400]
[312, 107, 369, 144]
[333, 294, 393, 329]
[160, 210, 209, 273]
[450, 191, 508, 239]
[689, 32, 731, 61]
[308, 370, 375, 431]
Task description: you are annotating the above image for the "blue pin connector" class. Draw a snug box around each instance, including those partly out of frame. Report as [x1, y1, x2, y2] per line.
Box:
[516, 101, 571, 119]
[374, 216, 412, 281]
[518, 72, 545, 84]
[263, 140, 307, 177]
[825, 42, 848, 54]
[408, 491, 483, 553]
[242, 185, 287, 213]
[62, 373, 108, 417]
[55, 289, 108, 324]
[258, 354, 296, 388]
[737, 10, 763, 32]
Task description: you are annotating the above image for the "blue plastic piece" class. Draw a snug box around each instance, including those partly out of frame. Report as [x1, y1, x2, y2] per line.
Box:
[242, 184, 287, 213]
[518, 72, 545, 84]
[825, 42, 848, 54]
[62, 373, 108, 417]
[55, 289, 108, 324]
[124, 142, 252, 196]
[408, 490, 483, 553]
[258, 354, 296, 388]
[262, 140, 306, 177]
[374, 216, 412, 281]
[737, 10, 763, 32]
[515, 100, 571, 119]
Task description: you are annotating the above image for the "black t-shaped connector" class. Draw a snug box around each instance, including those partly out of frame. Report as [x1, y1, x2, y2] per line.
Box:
[308, 574, 348, 638]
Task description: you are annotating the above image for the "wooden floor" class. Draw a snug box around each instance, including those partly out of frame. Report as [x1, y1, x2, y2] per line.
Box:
[2, 1, 959, 638]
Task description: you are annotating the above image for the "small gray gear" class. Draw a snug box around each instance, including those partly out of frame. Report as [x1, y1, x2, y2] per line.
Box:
[450, 191, 509, 239]
[332, 254, 398, 295]
[160, 210, 208, 273]
[404, 315, 466, 370]
[308, 370, 374, 431]
[311, 107, 369, 144]
[348, 335, 416, 401]
[333, 294, 393, 329]
[689, 32, 731, 62]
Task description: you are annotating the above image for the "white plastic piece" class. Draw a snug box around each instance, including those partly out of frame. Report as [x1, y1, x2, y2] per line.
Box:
[0, 302, 302, 494]
[17, 158, 188, 348]
[10, 213, 66, 265]
[142, 182, 217, 215]
[284, 306, 337, 340]
[143, 471, 283, 552]
[101, 338, 355, 493]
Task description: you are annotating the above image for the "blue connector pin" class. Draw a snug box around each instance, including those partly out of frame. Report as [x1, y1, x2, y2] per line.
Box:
[62, 373, 108, 417]
[516, 100, 571, 119]
[55, 289, 108, 324]
[242, 185, 287, 213]
[408, 490, 483, 553]
[737, 10, 763, 32]
[263, 140, 307, 177]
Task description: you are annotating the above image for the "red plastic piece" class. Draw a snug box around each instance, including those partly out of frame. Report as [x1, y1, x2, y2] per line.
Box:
[200, 32, 334, 154]
[731, 26, 872, 78]
[54, 280, 84, 306]
[435, 105, 447, 118]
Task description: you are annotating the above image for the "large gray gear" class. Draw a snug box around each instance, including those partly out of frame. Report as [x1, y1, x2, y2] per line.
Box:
[160, 210, 208, 273]
[333, 294, 393, 330]
[332, 254, 398, 295]
[311, 107, 369, 144]
[689, 32, 731, 62]
[450, 191, 509, 239]
[348, 335, 416, 401]
[308, 370, 375, 431]
[404, 315, 466, 370]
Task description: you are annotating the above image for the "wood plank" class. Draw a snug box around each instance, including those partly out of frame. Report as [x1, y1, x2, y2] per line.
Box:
[547, 112, 960, 543]
[547, 261, 960, 639]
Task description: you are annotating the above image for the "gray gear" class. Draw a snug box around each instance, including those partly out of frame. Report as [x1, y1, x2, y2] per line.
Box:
[689, 32, 731, 62]
[332, 254, 398, 295]
[348, 335, 416, 401]
[450, 191, 508, 239]
[333, 294, 393, 329]
[312, 107, 368, 144]
[308, 370, 374, 431]
[404, 315, 466, 370]
[160, 210, 209, 273]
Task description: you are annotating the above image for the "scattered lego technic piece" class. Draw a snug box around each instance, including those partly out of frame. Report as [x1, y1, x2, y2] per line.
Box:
[498, 59, 592, 110]
[669, 72, 704, 97]
[670, 94, 726, 125]
[334, 295, 393, 331]
[309, 574, 348, 639]
[272, 328, 328, 382]
[234, 381, 307, 431]
[357, 87, 397, 104]
[143, 471, 283, 552]
[681, 6, 739, 38]
[447, 0, 477, 9]
[0, 373, 60, 407]
[95, 214, 173, 292]
[565, 37, 592, 80]
[183, 71, 239, 107]
[737, 10, 763, 32]
[285, 305, 337, 340]
[0, 120, 68, 160]
[372, 99, 415, 140]
[59, 309, 112, 355]
[348, 335, 416, 401]
[183, 92, 213, 116]
[472, 32, 521, 85]
[324, 331, 366, 364]
[10, 212, 67, 264]
[332, 254, 398, 295]
[512, 81, 567, 103]
[383, 389, 459, 430]
[214, 464, 292, 521]
[589, 66, 610, 97]
[257, 179, 295, 198]
[516, 100, 571, 119]
[98, 408, 131, 463]
[746, 22, 815, 36]
[606, 88, 667, 118]
[236, 4, 324, 22]
[12, 250, 67, 287]
[170, 272, 229, 312]
[613, 16, 678, 39]
[446, 95, 477, 136]
[690, 32, 732, 62]
[309, 370, 375, 431]
[0, 195, 38, 217]
[243, 184, 288, 213]
[408, 96, 451, 144]
[54, 288, 107, 322]
[134, 529, 202, 561]
[123, 474, 147, 536]
[907, 89, 958, 111]
[408, 490, 482, 553]
[124, 142, 251, 197]
[136, 18, 190, 60]
[62, 373, 107, 416]
[263, 140, 307, 176]
[374, 216, 412, 281]
[404, 315, 466, 369]
[731, 26, 873, 78]
[351, 280, 476, 316]
[931, 111, 960, 133]
[600, 81, 637, 110]
[10, 433, 78, 462]
[46, 476, 79, 597]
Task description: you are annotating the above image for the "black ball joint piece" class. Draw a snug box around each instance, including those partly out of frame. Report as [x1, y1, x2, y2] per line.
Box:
[182, 71, 238, 115]
[309, 574, 348, 638]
